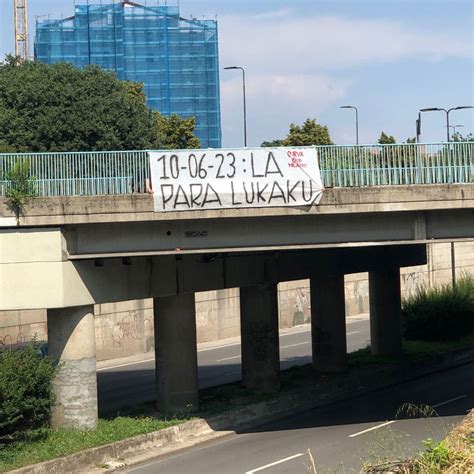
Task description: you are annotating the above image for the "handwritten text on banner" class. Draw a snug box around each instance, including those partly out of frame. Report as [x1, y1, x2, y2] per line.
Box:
[149, 147, 324, 212]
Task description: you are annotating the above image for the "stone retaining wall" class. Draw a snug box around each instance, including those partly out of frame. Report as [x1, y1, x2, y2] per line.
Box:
[1, 241, 472, 361]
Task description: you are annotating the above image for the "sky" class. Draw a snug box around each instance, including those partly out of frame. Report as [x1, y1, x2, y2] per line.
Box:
[1, 0, 473, 148]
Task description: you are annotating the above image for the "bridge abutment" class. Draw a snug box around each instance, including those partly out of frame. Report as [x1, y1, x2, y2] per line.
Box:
[240, 283, 280, 393]
[310, 273, 347, 372]
[47, 305, 98, 430]
[369, 267, 403, 356]
[153, 293, 199, 414]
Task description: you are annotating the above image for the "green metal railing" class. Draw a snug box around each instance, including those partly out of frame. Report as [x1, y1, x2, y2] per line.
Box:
[319, 142, 473, 187]
[0, 143, 472, 197]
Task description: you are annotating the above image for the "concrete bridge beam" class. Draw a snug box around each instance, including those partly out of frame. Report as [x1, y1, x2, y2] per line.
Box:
[47, 305, 98, 430]
[310, 273, 347, 372]
[154, 293, 199, 414]
[369, 267, 403, 356]
[240, 283, 280, 393]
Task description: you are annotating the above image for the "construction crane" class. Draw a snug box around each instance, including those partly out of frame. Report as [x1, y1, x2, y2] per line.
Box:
[14, 0, 29, 59]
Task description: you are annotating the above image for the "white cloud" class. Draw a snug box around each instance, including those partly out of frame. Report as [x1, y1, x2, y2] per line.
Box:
[218, 11, 472, 146]
[219, 13, 472, 73]
[221, 74, 349, 147]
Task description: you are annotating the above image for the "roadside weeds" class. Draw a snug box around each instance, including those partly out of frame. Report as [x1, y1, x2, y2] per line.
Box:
[3, 342, 474, 474]
[361, 409, 474, 473]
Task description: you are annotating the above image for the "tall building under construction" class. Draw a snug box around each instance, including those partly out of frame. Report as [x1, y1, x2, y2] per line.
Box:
[34, 1, 221, 148]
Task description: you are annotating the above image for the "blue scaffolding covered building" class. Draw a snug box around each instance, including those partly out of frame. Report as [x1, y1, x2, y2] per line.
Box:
[35, 1, 221, 148]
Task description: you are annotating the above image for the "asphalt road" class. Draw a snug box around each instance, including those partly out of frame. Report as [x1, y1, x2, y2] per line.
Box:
[97, 315, 370, 413]
[126, 361, 474, 473]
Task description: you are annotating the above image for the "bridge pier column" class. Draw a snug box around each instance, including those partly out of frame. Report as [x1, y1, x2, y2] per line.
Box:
[47, 305, 97, 430]
[154, 293, 199, 414]
[310, 273, 347, 372]
[369, 267, 403, 356]
[240, 284, 280, 393]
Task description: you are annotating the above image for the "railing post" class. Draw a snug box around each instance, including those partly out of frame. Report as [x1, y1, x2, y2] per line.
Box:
[415, 143, 423, 184]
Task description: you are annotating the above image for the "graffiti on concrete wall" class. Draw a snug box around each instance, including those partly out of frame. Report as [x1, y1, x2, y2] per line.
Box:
[111, 311, 154, 352]
[403, 269, 426, 296]
[0, 330, 25, 350]
[292, 288, 310, 325]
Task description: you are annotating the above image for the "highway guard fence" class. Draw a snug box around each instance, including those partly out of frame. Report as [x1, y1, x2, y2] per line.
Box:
[0, 142, 472, 197]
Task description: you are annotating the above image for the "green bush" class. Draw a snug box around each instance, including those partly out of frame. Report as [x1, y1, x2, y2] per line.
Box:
[402, 276, 474, 341]
[0, 343, 56, 444]
[4, 160, 36, 222]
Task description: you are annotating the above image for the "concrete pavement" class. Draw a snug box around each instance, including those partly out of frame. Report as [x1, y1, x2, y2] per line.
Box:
[126, 361, 474, 473]
[97, 314, 370, 413]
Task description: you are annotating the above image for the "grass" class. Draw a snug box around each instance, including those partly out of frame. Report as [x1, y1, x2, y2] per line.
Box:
[2, 330, 472, 473]
[402, 275, 474, 342]
[362, 409, 474, 473]
[347, 332, 474, 368]
[2, 276, 474, 473]
[404, 333, 474, 357]
[0, 416, 186, 472]
[413, 409, 474, 473]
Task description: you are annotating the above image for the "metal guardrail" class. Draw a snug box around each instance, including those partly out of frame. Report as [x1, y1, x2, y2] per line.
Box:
[0, 143, 472, 197]
[319, 142, 473, 187]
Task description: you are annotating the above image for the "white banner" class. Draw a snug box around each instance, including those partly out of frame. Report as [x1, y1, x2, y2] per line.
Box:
[149, 147, 324, 212]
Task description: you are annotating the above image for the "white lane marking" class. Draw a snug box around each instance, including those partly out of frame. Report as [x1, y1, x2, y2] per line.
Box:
[99, 319, 367, 371]
[281, 342, 309, 349]
[433, 395, 467, 408]
[198, 341, 242, 352]
[245, 453, 304, 473]
[347, 318, 368, 325]
[280, 327, 311, 335]
[349, 420, 396, 438]
[98, 341, 242, 371]
[97, 359, 155, 372]
[347, 331, 360, 335]
[217, 355, 241, 362]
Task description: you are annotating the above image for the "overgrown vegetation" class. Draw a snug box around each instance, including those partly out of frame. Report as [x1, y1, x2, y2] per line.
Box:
[0, 416, 187, 472]
[0, 342, 56, 445]
[402, 276, 474, 341]
[3, 160, 36, 222]
[362, 409, 474, 473]
[348, 333, 474, 368]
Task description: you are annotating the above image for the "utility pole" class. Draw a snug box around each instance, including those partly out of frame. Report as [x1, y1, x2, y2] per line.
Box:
[14, 0, 29, 60]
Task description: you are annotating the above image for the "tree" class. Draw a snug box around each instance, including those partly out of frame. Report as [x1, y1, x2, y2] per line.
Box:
[406, 137, 416, 144]
[261, 118, 333, 147]
[378, 132, 396, 144]
[0, 56, 199, 152]
[451, 132, 474, 142]
[152, 113, 200, 149]
[283, 119, 333, 146]
[261, 139, 284, 147]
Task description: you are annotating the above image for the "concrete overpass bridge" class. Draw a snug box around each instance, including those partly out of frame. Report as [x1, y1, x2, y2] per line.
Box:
[0, 142, 472, 430]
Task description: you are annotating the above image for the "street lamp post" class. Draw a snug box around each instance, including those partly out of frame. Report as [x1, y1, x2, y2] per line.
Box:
[419, 106, 473, 142]
[416, 112, 421, 143]
[446, 124, 464, 137]
[419, 105, 474, 287]
[340, 105, 359, 145]
[224, 66, 247, 147]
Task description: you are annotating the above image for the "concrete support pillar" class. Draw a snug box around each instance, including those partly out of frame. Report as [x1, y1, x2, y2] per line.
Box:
[240, 284, 280, 393]
[369, 267, 403, 356]
[154, 293, 199, 414]
[310, 273, 347, 372]
[47, 305, 97, 430]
